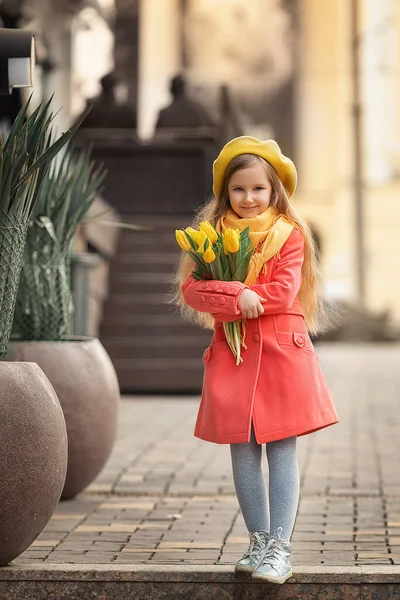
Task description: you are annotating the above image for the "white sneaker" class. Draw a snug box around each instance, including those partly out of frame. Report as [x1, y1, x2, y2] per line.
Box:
[234, 531, 270, 574]
[251, 527, 293, 584]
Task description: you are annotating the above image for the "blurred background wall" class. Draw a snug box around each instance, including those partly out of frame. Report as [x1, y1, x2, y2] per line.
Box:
[3, 0, 400, 389]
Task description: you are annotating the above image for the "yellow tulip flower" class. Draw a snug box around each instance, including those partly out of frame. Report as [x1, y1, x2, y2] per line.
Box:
[203, 246, 216, 264]
[223, 228, 240, 253]
[175, 230, 191, 252]
[191, 230, 208, 251]
[185, 227, 198, 237]
[199, 221, 218, 243]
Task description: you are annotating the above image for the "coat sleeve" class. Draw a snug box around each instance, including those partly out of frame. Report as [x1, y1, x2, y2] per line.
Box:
[249, 228, 305, 313]
[181, 277, 247, 319]
[181, 228, 305, 321]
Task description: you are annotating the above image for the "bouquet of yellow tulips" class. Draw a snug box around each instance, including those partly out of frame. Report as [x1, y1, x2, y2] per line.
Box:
[175, 221, 254, 365]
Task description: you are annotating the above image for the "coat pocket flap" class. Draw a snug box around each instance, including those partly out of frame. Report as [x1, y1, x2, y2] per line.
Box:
[202, 347, 211, 363]
[202, 341, 230, 363]
[277, 331, 313, 351]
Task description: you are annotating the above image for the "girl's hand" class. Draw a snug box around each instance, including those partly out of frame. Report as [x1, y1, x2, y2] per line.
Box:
[238, 289, 266, 319]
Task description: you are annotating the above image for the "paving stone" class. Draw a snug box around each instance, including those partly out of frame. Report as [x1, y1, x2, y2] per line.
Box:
[8, 345, 400, 575]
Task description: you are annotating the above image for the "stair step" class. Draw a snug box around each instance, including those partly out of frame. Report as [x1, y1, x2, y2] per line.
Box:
[103, 294, 175, 318]
[118, 369, 203, 393]
[106, 293, 171, 306]
[107, 271, 176, 294]
[117, 245, 181, 258]
[117, 213, 191, 225]
[103, 304, 175, 318]
[117, 241, 181, 256]
[119, 253, 179, 265]
[100, 313, 212, 338]
[107, 271, 175, 294]
[117, 218, 194, 231]
[113, 357, 203, 369]
[104, 335, 207, 347]
[99, 214, 211, 392]
[117, 231, 183, 246]
[101, 323, 210, 337]
[101, 312, 192, 327]
[103, 335, 209, 360]
[110, 273, 174, 284]
[0, 565, 396, 599]
[111, 261, 178, 274]
[111, 358, 204, 392]
[103, 337, 207, 360]
[107, 282, 173, 295]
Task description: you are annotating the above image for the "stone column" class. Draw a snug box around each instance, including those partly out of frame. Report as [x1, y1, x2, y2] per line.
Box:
[360, 0, 400, 319]
[295, 0, 355, 302]
[137, 0, 181, 139]
[360, 0, 397, 184]
[114, 0, 139, 113]
[44, 26, 74, 134]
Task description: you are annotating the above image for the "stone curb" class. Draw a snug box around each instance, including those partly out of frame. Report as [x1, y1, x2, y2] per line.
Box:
[0, 564, 400, 583]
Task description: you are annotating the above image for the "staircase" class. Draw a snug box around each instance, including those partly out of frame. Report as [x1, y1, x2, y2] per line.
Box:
[100, 215, 212, 393]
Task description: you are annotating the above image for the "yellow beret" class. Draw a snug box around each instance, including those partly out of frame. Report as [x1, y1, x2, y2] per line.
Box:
[213, 136, 297, 198]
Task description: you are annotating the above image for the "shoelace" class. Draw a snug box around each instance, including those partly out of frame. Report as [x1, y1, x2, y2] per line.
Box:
[258, 527, 287, 567]
[243, 532, 265, 559]
[260, 544, 284, 565]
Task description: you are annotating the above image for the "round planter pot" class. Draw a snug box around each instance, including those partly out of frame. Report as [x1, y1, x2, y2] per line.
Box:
[9, 337, 120, 500]
[0, 361, 67, 566]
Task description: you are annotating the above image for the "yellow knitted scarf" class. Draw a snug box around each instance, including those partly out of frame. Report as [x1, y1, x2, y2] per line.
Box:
[216, 206, 296, 285]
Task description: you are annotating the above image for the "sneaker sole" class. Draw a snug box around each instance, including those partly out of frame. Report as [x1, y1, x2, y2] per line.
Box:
[234, 565, 254, 574]
[251, 569, 293, 584]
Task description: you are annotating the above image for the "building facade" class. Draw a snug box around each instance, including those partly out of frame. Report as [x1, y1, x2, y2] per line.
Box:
[27, 0, 400, 324]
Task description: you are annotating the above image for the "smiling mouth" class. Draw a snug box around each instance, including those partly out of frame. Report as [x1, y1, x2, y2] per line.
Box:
[241, 206, 258, 209]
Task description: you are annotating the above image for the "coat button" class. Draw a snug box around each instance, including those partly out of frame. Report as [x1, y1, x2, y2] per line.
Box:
[219, 297, 226, 305]
[200, 295, 206, 303]
[253, 333, 260, 343]
[209, 296, 216, 305]
[294, 333, 305, 346]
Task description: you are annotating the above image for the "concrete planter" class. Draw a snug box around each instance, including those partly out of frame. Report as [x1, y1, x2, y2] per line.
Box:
[9, 337, 120, 500]
[0, 362, 67, 566]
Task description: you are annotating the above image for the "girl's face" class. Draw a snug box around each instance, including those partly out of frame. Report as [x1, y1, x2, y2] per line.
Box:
[227, 162, 273, 218]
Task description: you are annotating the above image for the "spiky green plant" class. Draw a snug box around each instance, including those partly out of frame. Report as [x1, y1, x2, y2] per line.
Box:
[11, 144, 106, 342]
[0, 97, 90, 356]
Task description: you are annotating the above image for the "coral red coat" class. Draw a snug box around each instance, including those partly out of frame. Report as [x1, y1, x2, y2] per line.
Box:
[182, 228, 339, 445]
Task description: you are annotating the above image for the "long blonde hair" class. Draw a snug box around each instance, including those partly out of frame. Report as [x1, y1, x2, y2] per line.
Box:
[173, 154, 332, 335]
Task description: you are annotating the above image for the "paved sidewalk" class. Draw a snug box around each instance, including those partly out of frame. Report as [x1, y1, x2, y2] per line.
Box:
[12, 344, 400, 569]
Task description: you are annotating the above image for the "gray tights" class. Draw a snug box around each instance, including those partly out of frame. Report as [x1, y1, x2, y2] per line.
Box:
[230, 426, 299, 540]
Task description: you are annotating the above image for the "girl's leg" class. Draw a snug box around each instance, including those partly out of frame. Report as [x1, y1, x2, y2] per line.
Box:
[230, 426, 270, 533]
[265, 436, 299, 540]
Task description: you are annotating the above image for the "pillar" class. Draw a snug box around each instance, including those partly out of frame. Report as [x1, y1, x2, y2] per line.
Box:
[138, 0, 181, 139]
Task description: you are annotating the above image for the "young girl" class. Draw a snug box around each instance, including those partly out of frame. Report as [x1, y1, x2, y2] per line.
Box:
[174, 136, 339, 585]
